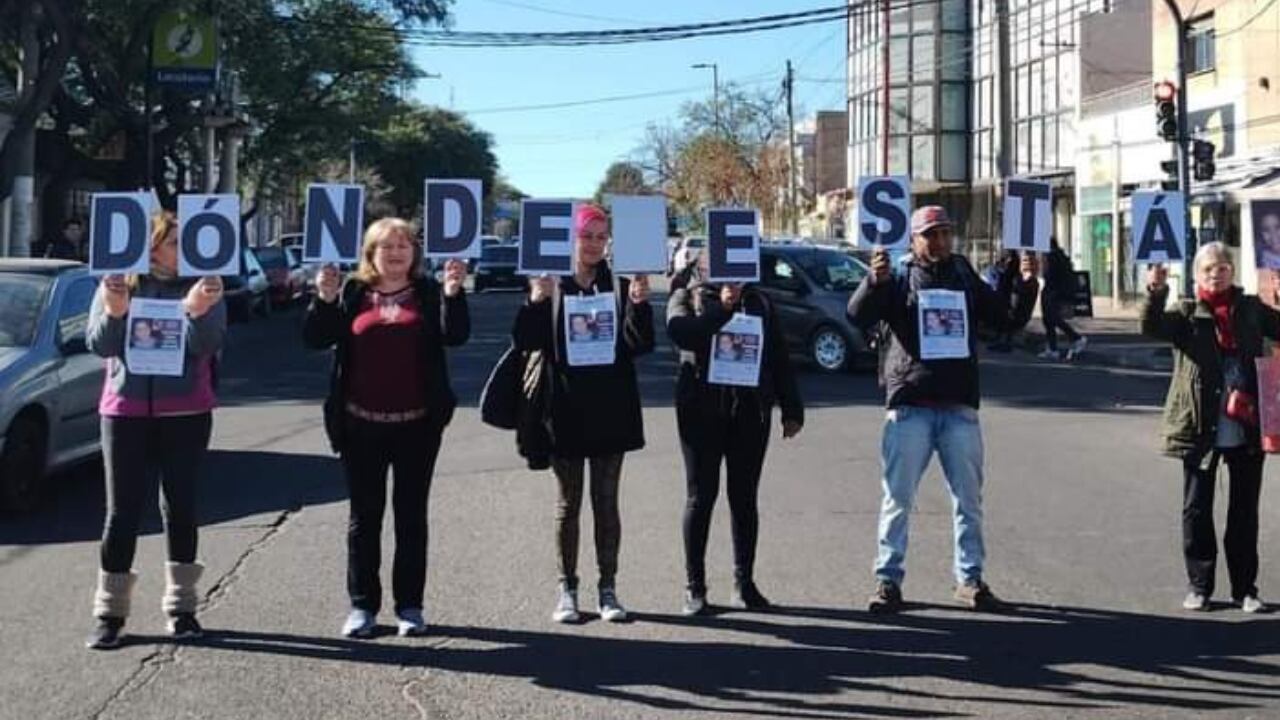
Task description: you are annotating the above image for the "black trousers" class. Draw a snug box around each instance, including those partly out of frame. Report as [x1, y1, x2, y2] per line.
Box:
[680, 409, 771, 593]
[1042, 298, 1081, 352]
[341, 417, 442, 614]
[100, 413, 212, 573]
[1182, 448, 1264, 600]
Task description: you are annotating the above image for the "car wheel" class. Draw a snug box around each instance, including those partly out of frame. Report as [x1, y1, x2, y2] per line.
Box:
[0, 413, 48, 513]
[810, 326, 850, 373]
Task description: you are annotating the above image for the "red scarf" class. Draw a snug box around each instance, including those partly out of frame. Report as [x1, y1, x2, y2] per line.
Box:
[1197, 286, 1237, 351]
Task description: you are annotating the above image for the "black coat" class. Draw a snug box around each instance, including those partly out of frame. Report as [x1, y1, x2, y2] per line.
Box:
[666, 281, 804, 443]
[512, 264, 654, 459]
[848, 253, 1038, 409]
[303, 275, 470, 452]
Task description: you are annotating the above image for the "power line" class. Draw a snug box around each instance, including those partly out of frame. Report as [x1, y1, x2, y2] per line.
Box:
[459, 72, 778, 115]
[1215, 0, 1280, 39]
[470, 0, 653, 26]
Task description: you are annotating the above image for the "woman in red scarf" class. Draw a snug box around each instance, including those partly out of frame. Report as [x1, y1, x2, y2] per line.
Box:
[1142, 242, 1280, 614]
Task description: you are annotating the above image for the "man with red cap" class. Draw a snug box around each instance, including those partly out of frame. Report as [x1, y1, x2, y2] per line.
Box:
[847, 205, 1040, 613]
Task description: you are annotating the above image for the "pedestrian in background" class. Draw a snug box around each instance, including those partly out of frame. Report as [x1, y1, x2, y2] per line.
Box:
[848, 206, 1039, 614]
[1038, 238, 1088, 361]
[305, 217, 470, 638]
[514, 203, 654, 624]
[37, 218, 86, 261]
[667, 266, 804, 616]
[84, 210, 226, 649]
[982, 249, 1020, 353]
[1142, 244, 1274, 614]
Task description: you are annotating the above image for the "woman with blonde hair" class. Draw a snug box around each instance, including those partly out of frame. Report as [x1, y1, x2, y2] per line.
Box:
[85, 210, 226, 649]
[304, 217, 470, 638]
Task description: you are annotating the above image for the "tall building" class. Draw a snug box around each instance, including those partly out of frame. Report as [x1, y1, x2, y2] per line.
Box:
[846, 0, 1117, 260]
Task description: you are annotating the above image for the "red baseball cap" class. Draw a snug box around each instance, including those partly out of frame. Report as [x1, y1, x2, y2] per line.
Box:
[911, 206, 953, 235]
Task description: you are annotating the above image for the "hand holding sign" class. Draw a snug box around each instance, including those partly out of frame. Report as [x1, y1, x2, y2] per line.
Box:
[315, 264, 341, 304]
[720, 283, 742, 311]
[529, 275, 555, 304]
[183, 276, 224, 318]
[629, 274, 650, 305]
[442, 259, 467, 298]
[869, 247, 891, 285]
[1147, 263, 1169, 291]
[102, 275, 130, 318]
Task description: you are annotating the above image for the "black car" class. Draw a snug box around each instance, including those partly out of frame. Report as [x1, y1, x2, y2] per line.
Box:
[473, 242, 523, 293]
[758, 244, 876, 372]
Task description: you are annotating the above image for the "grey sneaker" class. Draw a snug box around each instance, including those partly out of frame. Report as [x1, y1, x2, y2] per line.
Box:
[868, 580, 903, 614]
[167, 613, 203, 639]
[682, 590, 709, 617]
[1240, 595, 1265, 614]
[86, 617, 125, 650]
[598, 588, 628, 622]
[1182, 592, 1210, 611]
[551, 586, 580, 623]
[1067, 336, 1088, 360]
[955, 581, 1002, 612]
[342, 608, 376, 638]
[396, 608, 428, 637]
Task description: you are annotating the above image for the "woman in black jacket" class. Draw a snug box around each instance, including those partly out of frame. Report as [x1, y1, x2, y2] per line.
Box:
[513, 203, 654, 624]
[667, 268, 804, 615]
[303, 217, 470, 638]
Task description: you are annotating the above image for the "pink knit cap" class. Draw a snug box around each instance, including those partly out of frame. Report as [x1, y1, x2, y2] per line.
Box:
[574, 203, 609, 236]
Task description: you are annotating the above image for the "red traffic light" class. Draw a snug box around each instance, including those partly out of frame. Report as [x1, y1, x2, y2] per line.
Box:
[1154, 81, 1177, 102]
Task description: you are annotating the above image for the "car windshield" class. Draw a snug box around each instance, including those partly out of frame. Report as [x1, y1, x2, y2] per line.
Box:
[0, 273, 53, 347]
[481, 246, 518, 265]
[255, 247, 287, 270]
[798, 250, 869, 291]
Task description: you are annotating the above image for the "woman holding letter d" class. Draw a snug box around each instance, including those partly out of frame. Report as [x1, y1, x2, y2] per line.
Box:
[666, 266, 804, 616]
[305, 217, 470, 639]
[1142, 243, 1279, 614]
[513, 203, 654, 624]
[84, 210, 226, 649]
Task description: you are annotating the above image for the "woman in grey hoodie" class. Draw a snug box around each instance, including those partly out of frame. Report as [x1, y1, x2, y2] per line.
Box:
[84, 210, 226, 649]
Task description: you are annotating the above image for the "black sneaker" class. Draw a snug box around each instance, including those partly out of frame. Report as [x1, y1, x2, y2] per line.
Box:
[868, 580, 903, 614]
[955, 581, 1002, 612]
[732, 582, 772, 610]
[86, 617, 125, 650]
[168, 613, 204, 639]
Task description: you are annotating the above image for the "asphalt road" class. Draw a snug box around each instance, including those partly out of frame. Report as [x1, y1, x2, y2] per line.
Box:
[1, 283, 1277, 720]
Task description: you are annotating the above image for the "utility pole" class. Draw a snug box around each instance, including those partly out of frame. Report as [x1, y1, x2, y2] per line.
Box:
[994, 0, 1013, 259]
[203, 92, 218, 193]
[10, 1, 40, 257]
[217, 73, 241, 195]
[692, 63, 720, 133]
[1161, 0, 1194, 297]
[785, 60, 798, 235]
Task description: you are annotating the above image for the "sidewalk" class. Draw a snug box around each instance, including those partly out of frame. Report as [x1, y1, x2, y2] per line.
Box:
[1017, 299, 1173, 372]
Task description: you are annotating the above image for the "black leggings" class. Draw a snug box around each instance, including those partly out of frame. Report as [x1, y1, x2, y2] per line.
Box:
[100, 413, 213, 573]
[342, 417, 443, 613]
[1183, 448, 1264, 600]
[680, 410, 771, 593]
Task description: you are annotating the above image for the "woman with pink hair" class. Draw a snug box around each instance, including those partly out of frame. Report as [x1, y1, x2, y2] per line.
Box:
[514, 203, 654, 624]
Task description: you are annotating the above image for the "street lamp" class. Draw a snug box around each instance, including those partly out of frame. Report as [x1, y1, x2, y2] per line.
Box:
[691, 62, 720, 132]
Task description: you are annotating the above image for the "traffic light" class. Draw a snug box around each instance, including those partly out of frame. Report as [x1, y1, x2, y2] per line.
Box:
[1159, 159, 1179, 191]
[1154, 81, 1178, 142]
[1193, 139, 1216, 181]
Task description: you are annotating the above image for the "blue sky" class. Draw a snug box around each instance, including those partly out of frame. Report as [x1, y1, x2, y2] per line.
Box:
[408, 1, 847, 198]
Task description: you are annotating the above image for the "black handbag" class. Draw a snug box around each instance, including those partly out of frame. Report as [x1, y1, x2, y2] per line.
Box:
[480, 345, 521, 430]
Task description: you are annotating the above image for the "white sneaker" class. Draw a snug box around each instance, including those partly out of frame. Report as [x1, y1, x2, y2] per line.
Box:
[1037, 349, 1060, 361]
[551, 586, 580, 623]
[1069, 336, 1088, 356]
[1240, 595, 1266, 614]
[598, 588, 628, 622]
[1183, 592, 1210, 611]
[682, 590, 708, 617]
[396, 608, 428, 637]
[342, 608, 376, 638]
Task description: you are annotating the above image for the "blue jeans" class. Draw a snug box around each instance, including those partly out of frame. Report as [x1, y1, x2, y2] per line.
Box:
[875, 405, 986, 587]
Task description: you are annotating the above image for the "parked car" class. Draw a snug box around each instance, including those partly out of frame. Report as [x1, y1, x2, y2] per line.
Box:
[223, 247, 272, 323]
[473, 242, 523, 293]
[284, 246, 317, 294]
[671, 236, 706, 275]
[758, 244, 876, 373]
[0, 260, 102, 511]
[254, 245, 308, 306]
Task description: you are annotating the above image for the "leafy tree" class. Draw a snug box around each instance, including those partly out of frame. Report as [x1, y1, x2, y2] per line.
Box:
[593, 161, 649, 204]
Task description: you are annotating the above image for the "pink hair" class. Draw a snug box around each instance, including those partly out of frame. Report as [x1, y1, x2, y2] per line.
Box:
[574, 203, 609, 236]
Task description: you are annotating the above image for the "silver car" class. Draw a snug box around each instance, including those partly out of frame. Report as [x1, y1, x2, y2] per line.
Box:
[0, 260, 102, 511]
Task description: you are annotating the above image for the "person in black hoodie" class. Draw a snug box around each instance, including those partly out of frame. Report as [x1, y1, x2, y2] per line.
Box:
[513, 203, 654, 624]
[304, 217, 470, 639]
[667, 257, 804, 616]
[1039, 238, 1088, 360]
[848, 206, 1038, 614]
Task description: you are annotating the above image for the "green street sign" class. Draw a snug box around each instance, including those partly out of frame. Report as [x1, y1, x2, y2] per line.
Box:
[152, 12, 217, 90]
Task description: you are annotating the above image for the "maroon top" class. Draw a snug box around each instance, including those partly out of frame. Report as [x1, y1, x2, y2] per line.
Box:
[347, 286, 428, 414]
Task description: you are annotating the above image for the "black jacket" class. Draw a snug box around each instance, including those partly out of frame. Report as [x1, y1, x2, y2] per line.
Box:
[666, 281, 804, 442]
[1141, 285, 1280, 458]
[303, 275, 470, 452]
[512, 263, 654, 458]
[1043, 247, 1075, 301]
[848, 253, 1038, 409]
